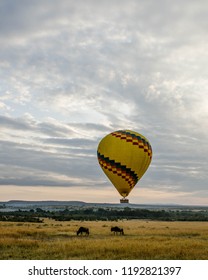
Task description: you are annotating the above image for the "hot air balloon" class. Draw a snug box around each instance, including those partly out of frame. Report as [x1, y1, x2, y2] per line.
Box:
[97, 130, 152, 203]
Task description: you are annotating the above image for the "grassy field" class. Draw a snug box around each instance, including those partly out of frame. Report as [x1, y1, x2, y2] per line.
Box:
[0, 219, 207, 259]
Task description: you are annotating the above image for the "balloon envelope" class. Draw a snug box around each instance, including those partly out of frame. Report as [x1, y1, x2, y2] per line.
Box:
[97, 130, 152, 199]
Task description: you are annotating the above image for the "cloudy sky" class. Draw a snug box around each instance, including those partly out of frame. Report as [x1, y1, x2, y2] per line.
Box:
[0, 0, 208, 205]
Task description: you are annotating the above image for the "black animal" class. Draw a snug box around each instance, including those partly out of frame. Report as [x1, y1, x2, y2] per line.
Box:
[111, 226, 124, 235]
[77, 226, 89, 236]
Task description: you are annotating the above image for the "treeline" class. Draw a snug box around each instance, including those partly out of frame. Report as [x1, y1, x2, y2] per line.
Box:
[0, 213, 43, 223]
[51, 207, 208, 221]
[0, 207, 208, 222]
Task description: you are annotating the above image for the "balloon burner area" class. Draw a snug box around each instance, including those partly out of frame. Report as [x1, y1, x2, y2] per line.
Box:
[120, 198, 129, 203]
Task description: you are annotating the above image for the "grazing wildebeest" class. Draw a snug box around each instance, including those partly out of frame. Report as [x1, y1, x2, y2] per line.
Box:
[111, 226, 124, 235]
[77, 226, 89, 236]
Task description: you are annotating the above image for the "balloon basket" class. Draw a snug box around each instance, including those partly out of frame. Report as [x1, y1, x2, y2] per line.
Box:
[120, 198, 129, 203]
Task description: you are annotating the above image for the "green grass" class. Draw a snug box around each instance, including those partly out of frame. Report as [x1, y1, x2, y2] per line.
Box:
[0, 220, 208, 259]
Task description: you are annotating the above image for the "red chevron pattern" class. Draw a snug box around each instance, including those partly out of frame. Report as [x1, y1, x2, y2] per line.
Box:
[98, 154, 137, 189]
[111, 131, 152, 159]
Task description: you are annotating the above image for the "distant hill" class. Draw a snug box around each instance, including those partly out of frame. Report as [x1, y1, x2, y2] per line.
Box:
[0, 200, 207, 212]
[1, 200, 208, 222]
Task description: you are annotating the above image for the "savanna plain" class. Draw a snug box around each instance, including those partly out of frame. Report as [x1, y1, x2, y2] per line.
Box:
[0, 219, 207, 259]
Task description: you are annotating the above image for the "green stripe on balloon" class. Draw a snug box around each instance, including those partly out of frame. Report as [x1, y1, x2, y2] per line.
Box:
[97, 152, 138, 188]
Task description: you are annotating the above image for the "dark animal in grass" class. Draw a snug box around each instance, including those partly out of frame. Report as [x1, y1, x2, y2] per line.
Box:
[77, 226, 89, 236]
[111, 226, 124, 235]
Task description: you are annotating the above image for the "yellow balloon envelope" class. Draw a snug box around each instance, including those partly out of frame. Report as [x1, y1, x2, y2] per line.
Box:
[97, 130, 152, 202]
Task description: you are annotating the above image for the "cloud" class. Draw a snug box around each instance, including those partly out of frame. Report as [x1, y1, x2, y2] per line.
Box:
[0, 0, 208, 204]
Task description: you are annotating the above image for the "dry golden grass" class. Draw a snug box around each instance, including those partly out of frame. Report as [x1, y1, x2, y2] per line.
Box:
[0, 219, 208, 259]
